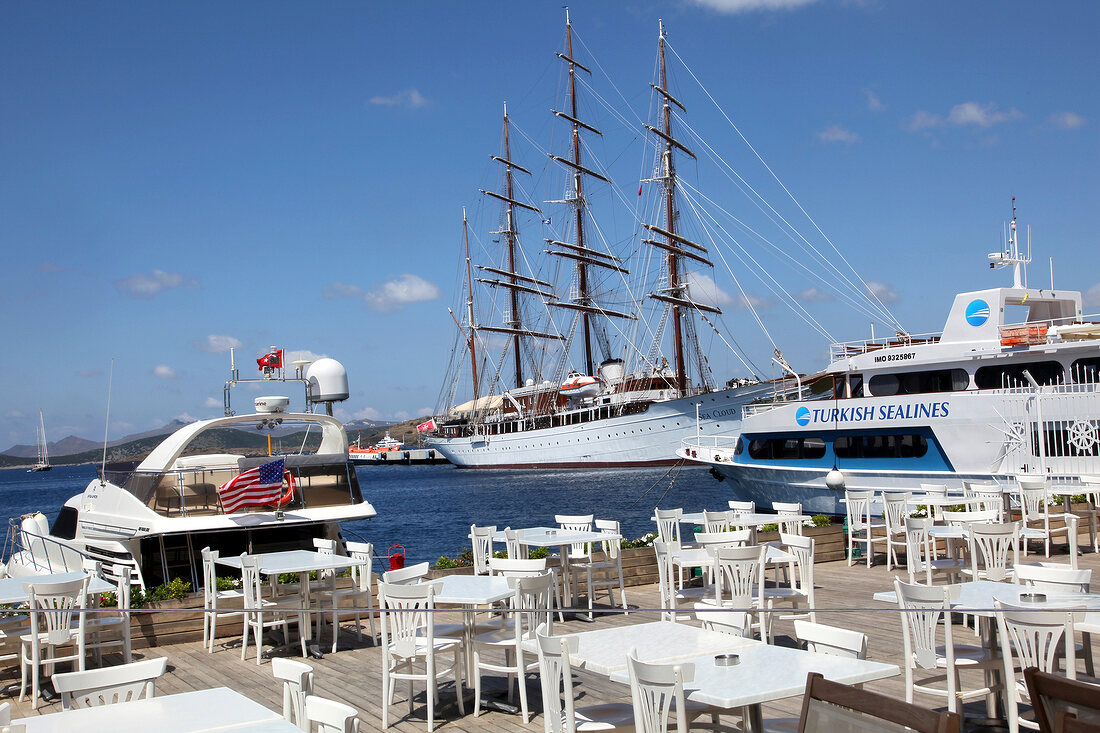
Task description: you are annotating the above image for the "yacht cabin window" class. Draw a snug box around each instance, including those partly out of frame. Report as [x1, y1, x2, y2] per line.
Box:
[868, 368, 969, 396]
[974, 360, 1064, 389]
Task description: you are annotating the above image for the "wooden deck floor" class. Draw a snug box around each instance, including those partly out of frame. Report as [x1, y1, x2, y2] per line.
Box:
[5, 544, 1098, 731]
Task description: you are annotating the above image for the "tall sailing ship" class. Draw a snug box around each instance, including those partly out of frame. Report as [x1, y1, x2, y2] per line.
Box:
[28, 410, 51, 473]
[425, 15, 775, 468]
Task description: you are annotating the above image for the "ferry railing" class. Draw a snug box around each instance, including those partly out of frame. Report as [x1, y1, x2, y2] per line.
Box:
[995, 374, 1100, 478]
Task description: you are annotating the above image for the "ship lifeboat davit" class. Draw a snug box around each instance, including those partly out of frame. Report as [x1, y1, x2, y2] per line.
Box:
[560, 373, 601, 400]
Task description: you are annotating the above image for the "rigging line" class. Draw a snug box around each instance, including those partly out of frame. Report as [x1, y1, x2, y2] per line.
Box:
[678, 178, 887, 333]
[652, 460, 688, 509]
[665, 43, 905, 334]
[677, 182, 839, 342]
[675, 118, 897, 326]
[628, 460, 684, 508]
[698, 312, 765, 380]
[572, 26, 649, 131]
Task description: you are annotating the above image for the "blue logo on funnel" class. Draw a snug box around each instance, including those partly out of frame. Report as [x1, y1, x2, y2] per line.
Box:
[795, 407, 811, 426]
[965, 299, 990, 327]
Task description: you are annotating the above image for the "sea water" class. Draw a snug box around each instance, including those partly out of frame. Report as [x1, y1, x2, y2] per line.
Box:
[0, 463, 741, 565]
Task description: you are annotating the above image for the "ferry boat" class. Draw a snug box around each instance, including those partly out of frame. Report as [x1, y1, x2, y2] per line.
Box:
[2, 349, 376, 589]
[348, 431, 404, 463]
[680, 203, 1100, 514]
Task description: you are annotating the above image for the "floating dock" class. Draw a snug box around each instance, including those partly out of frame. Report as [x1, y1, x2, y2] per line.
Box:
[349, 448, 450, 466]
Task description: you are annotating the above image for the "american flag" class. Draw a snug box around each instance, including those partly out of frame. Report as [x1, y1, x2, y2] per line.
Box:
[218, 458, 286, 514]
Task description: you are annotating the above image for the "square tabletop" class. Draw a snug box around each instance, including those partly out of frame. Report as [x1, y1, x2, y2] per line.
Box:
[490, 526, 618, 547]
[873, 580, 1100, 616]
[523, 620, 758, 675]
[608, 644, 899, 709]
[215, 549, 365, 575]
[0, 572, 115, 605]
[428, 574, 515, 605]
[12, 686, 288, 733]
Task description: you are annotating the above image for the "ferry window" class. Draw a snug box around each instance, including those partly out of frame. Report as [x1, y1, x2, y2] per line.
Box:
[869, 374, 899, 397]
[849, 374, 864, 398]
[974, 360, 1064, 389]
[807, 375, 835, 397]
[1072, 358, 1100, 385]
[869, 369, 968, 396]
[834, 433, 928, 460]
[747, 437, 826, 460]
[734, 437, 744, 455]
[803, 436, 826, 459]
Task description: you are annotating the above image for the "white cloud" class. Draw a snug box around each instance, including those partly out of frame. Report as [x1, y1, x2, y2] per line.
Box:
[369, 88, 429, 109]
[4, 410, 26, 419]
[735, 293, 774, 310]
[906, 102, 1022, 132]
[865, 89, 885, 112]
[285, 350, 327, 367]
[354, 407, 382, 421]
[690, 0, 819, 12]
[684, 272, 732, 309]
[416, 407, 433, 418]
[327, 274, 441, 312]
[175, 413, 199, 424]
[114, 269, 197, 298]
[1085, 282, 1100, 308]
[153, 365, 177, 379]
[866, 280, 899, 304]
[1050, 112, 1086, 129]
[798, 287, 837, 303]
[393, 410, 410, 421]
[817, 125, 859, 143]
[203, 397, 222, 408]
[199, 334, 242, 353]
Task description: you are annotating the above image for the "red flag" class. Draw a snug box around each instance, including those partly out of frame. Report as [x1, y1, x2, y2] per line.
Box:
[257, 349, 283, 370]
[417, 418, 437, 433]
[218, 459, 285, 513]
[637, 183, 644, 196]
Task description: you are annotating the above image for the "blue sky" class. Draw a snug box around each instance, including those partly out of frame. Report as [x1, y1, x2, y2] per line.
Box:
[2, 0, 1097, 448]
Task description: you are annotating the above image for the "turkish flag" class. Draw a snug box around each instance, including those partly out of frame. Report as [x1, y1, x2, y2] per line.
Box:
[257, 349, 283, 370]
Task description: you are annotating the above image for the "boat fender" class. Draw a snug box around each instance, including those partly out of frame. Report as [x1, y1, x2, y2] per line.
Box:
[708, 467, 725, 483]
[273, 470, 296, 507]
[388, 544, 406, 571]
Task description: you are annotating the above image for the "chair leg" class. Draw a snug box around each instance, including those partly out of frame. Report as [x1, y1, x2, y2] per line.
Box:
[427, 655, 436, 733]
[473, 648, 483, 717]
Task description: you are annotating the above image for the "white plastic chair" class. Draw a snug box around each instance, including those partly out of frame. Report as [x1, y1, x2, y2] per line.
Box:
[378, 581, 464, 731]
[306, 694, 361, 733]
[1015, 563, 1095, 676]
[19, 576, 89, 708]
[573, 519, 628, 620]
[702, 510, 731, 533]
[273, 658, 314, 731]
[905, 516, 963, 585]
[693, 604, 751, 638]
[470, 525, 496, 575]
[795, 620, 867, 659]
[535, 624, 634, 733]
[201, 547, 244, 653]
[554, 513, 594, 561]
[382, 561, 430, 585]
[1077, 476, 1100, 553]
[52, 656, 167, 710]
[882, 492, 912, 570]
[655, 508, 692, 589]
[83, 562, 134, 666]
[653, 541, 707, 622]
[772, 501, 804, 536]
[240, 553, 301, 664]
[964, 521, 1021, 582]
[844, 490, 886, 567]
[503, 528, 530, 560]
[625, 648, 695, 733]
[996, 599, 1084, 733]
[919, 483, 950, 520]
[1019, 481, 1073, 559]
[471, 573, 553, 723]
[490, 556, 562, 623]
[894, 578, 1000, 717]
[700, 544, 765, 641]
[763, 533, 815, 641]
[318, 541, 376, 652]
[727, 500, 756, 534]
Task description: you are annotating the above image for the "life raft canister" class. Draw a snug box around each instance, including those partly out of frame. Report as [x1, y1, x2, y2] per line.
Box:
[388, 544, 406, 571]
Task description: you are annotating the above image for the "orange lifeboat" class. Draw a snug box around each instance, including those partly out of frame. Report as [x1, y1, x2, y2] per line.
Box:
[560, 372, 601, 400]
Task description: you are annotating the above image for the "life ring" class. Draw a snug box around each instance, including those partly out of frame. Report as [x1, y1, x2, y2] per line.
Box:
[273, 470, 296, 507]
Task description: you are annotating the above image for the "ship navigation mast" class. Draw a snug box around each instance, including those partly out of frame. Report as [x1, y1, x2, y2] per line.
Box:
[642, 19, 720, 395]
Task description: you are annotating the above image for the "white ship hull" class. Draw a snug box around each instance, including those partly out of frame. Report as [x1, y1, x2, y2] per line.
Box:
[429, 382, 773, 469]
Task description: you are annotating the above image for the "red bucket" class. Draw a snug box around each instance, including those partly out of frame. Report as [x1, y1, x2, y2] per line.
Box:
[387, 544, 406, 571]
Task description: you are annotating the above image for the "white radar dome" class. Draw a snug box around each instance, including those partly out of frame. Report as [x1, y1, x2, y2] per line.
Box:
[255, 396, 290, 413]
[306, 358, 349, 402]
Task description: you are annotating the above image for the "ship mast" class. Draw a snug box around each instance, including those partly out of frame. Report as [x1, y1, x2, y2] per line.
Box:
[643, 19, 718, 394]
[462, 208, 479, 400]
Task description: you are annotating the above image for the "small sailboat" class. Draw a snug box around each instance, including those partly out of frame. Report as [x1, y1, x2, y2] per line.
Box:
[29, 410, 51, 472]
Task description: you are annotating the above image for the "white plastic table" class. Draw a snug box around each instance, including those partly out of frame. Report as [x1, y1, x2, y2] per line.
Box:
[608, 643, 899, 732]
[0, 572, 114, 605]
[216, 550, 366, 656]
[659, 512, 811, 528]
[873, 580, 1100, 616]
[490, 526, 619, 615]
[427, 574, 515, 680]
[11, 686, 292, 732]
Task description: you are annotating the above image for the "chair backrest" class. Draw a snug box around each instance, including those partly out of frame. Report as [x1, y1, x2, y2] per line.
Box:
[272, 658, 315, 730]
[996, 600, 1082, 678]
[797, 672, 960, 732]
[627, 647, 694, 733]
[201, 546, 219, 599]
[345, 541, 374, 591]
[111, 562, 134, 612]
[727, 500, 755, 513]
[594, 519, 622, 560]
[1024, 667, 1100, 733]
[712, 544, 765, 609]
[535, 622, 583, 733]
[556, 514, 594, 558]
[693, 604, 750, 638]
[967, 521, 1020, 582]
[378, 581, 435, 657]
[313, 537, 337, 554]
[774, 502, 804, 535]
[654, 508, 683, 549]
[904, 516, 936, 585]
[504, 573, 554, 641]
[794, 620, 867, 659]
[305, 694, 360, 733]
[1015, 563, 1091, 593]
[702, 510, 731, 533]
[240, 554, 265, 608]
[844, 490, 874, 530]
[653, 541, 675, 622]
[920, 483, 949, 495]
[882, 492, 913, 535]
[940, 509, 999, 526]
[53, 657, 168, 710]
[1018, 474, 1050, 492]
[1020, 486, 1054, 523]
[489, 557, 547, 576]
[504, 527, 529, 559]
[1058, 712, 1100, 733]
[381, 561, 429, 585]
[470, 524, 497, 575]
[24, 576, 89, 644]
[965, 487, 1004, 518]
[694, 529, 752, 553]
[780, 533, 815, 596]
[895, 578, 955, 673]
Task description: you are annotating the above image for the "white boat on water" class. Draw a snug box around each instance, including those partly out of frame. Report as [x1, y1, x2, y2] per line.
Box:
[3, 349, 376, 589]
[28, 410, 51, 472]
[680, 203, 1100, 514]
